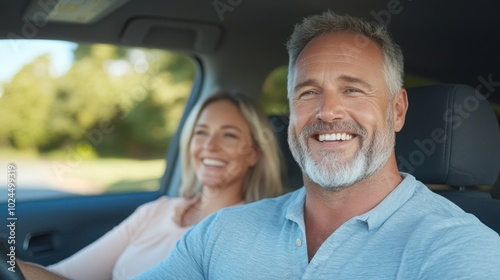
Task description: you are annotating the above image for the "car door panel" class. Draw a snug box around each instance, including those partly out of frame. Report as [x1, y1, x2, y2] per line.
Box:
[0, 192, 160, 266]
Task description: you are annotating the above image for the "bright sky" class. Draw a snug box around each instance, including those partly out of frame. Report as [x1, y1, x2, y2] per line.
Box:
[0, 39, 77, 83]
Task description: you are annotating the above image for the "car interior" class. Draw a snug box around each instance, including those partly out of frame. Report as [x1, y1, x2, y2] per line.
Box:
[0, 0, 499, 273]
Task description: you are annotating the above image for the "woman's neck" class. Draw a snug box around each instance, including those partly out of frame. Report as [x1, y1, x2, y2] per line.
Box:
[198, 187, 244, 219]
[180, 186, 244, 227]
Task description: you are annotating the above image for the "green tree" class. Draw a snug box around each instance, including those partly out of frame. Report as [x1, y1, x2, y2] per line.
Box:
[0, 43, 196, 158]
[0, 55, 56, 150]
[260, 66, 289, 115]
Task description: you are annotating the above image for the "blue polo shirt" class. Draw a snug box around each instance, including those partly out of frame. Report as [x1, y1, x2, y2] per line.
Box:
[136, 173, 500, 279]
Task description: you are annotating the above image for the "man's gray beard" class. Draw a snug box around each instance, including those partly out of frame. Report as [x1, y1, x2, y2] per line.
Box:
[288, 113, 395, 190]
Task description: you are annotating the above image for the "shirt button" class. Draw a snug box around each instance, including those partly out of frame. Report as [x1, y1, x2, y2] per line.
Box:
[296, 238, 302, 247]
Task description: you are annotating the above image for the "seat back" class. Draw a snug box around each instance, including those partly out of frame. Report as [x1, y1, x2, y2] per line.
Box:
[397, 84, 500, 234]
[395, 84, 500, 186]
[269, 84, 500, 234]
[493, 175, 500, 199]
[268, 115, 303, 191]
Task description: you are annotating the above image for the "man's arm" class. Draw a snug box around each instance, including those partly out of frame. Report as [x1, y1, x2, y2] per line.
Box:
[133, 213, 218, 280]
[134, 241, 205, 280]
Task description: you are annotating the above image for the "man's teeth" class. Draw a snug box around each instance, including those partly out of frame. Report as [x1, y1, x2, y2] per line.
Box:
[203, 159, 226, 167]
[318, 133, 353, 142]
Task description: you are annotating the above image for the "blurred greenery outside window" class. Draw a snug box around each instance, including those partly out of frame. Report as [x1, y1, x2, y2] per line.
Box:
[260, 65, 289, 115]
[0, 40, 195, 200]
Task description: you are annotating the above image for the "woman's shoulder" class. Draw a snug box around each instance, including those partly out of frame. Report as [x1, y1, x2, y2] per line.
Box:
[135, 196, 187, 216]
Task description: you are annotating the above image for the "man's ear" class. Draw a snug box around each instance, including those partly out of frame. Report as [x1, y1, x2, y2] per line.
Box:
[393, 89, 408, 133]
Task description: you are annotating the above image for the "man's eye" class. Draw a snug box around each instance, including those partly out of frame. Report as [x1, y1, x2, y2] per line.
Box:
[299, 91, 317, 99]
[345, 88, 361, 93]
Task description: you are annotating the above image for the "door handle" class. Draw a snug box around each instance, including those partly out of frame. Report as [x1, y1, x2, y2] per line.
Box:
[23, 232, 57, 256]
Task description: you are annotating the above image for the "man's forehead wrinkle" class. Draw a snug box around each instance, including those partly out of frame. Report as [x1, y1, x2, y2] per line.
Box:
[296, 55, 366, 72]
[295, 54, 377, 76]
[297, 45, 366, 58]
[296, 47, 372, 64]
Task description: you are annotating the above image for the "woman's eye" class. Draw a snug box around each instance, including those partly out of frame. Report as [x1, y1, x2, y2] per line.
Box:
[194, 130, 207, 136]
[223, 133, 237, 139]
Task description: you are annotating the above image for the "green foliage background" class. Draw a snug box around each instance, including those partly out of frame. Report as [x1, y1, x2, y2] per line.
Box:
[0, 44, 195, 159]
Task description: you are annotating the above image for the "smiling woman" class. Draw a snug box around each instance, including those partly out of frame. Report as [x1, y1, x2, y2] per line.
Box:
[0, 39, 196, 200]
[189, 100, 260, 194]
[15, 91, 283, 280]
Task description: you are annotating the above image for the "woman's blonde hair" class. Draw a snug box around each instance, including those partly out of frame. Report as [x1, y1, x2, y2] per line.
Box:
[179, 92, 283, 203]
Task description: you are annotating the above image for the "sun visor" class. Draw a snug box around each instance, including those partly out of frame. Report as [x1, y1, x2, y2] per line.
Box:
[120, 18, 222, 53]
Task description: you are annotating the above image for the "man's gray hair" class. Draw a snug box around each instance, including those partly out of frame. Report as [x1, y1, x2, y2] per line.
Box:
[286, 10, 404, 99]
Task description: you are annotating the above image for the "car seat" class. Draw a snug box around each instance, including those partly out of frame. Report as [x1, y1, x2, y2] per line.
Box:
[268, 114, 303, 192]
[396, 84, 500, 233]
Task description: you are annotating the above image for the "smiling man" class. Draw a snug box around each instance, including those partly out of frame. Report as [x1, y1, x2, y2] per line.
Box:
[136, 11, 500, 279]
[287, 29, 409, 261]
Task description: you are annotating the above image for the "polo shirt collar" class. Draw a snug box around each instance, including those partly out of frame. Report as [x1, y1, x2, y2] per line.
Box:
[284, 173, 418, 232]
[357, 172, 417, 230]
[285, 187, 307, 233]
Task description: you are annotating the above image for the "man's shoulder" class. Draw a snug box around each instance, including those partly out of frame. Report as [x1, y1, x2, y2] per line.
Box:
[398, 175, 467, 218]
[398, 178, 500, 244]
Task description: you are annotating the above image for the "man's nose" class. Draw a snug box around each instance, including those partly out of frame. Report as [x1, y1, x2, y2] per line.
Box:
[316, 91, 346, 122]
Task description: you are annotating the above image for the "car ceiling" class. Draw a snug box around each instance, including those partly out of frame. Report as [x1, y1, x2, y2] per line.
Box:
[1, 0, 499, 102]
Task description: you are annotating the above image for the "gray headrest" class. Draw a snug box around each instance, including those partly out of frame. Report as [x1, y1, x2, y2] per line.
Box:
[395, 84, 500, 186]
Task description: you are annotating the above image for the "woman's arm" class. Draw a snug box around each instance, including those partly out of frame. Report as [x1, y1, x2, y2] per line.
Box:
[46, 198, 165, 280]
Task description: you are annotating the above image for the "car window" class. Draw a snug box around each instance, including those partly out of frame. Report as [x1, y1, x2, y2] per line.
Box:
[0, 40, 196, 201]
[260, 65, 289, 115]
